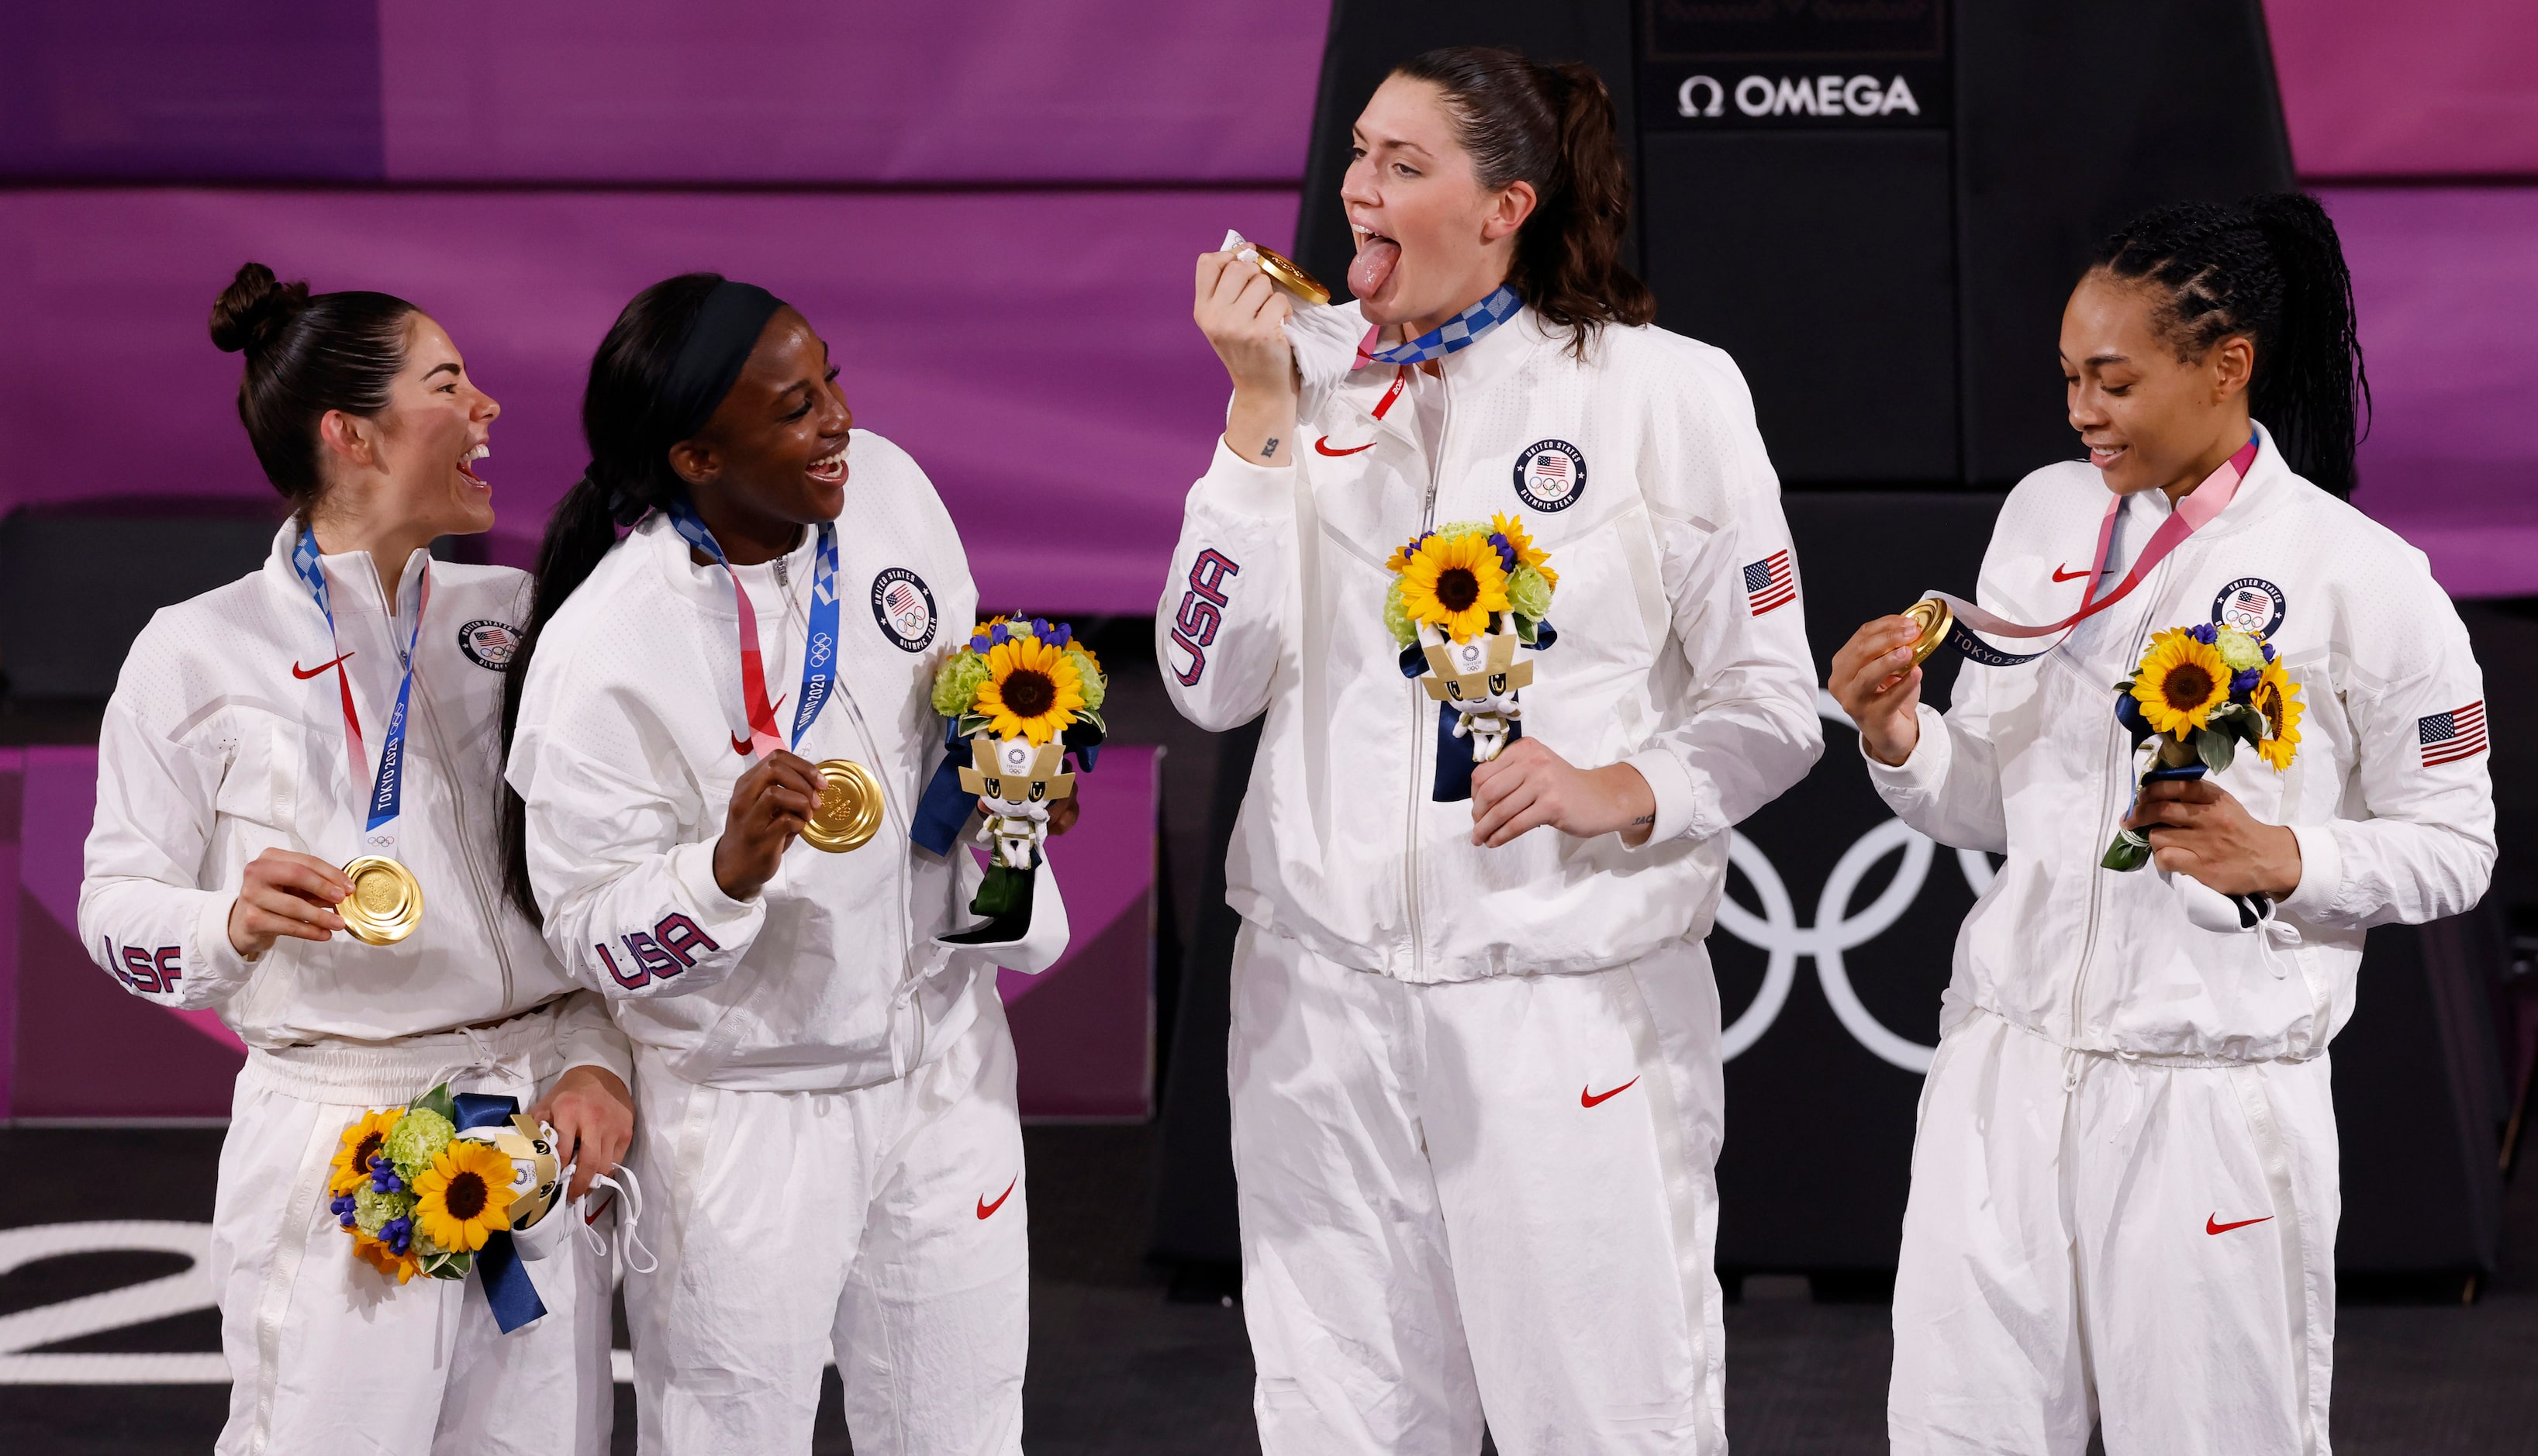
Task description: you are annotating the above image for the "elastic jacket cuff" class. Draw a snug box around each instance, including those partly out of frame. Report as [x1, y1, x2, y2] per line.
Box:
[1622, 749, 1705, 846]
[190, 891, 254, 995]
[1191, 438, 1297, 523]
[672, 839, 766, 929]
[2279, 821, 2345, 919]
[1860, 702, 1949, 798]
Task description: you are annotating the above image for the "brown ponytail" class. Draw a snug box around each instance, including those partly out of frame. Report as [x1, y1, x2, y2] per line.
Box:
[1393, 46, 1655, 354]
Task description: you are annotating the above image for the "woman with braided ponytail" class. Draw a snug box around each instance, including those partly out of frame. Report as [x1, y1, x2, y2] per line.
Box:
[1831, 196, 2492, 1452]
[1167, 46, 1821, 1454]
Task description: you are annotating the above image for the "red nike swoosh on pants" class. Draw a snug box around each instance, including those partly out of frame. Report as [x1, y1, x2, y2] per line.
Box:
[2205, 1213, 2274, 1235]
[1314, 436, 1377, 457]
[292, 652, 354, 679]
[977, 1178, 1017, 1220]
[2051, 564, 2091, 582]
[1580, 1077, 1638, 1108]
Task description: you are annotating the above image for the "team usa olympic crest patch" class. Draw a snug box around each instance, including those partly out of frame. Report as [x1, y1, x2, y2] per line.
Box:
[1512, 440, 1586, 512]
[2212, 577, 2287, 640]
[871, 568, 938, 652]
[458, 619, 520, 671]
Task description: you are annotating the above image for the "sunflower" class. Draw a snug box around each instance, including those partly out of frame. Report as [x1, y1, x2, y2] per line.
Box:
[1398, 533, 1512, 643]
[973, 636, 1086, 745]
[350, 1228, 423, 1284]
[410, 1140, 517, 1254]
[1488, 512, 1559, 590]
[2129, 628, 2232, 737]
[329, 1109, 402, 1198]
[2251, 658, 2305, 771]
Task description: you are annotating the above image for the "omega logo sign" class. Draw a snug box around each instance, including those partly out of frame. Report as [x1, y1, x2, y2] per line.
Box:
[1677, 73, 1924, 119]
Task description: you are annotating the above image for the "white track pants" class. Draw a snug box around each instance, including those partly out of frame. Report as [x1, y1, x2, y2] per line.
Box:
[210, 1016, 616, 1456]
[1228, 923, 1728, 1456]
[623, 995, 1029, 1456]
[1889, 1009, 2339, 1455]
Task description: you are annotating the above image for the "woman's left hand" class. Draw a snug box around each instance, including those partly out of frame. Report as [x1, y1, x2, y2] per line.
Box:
[1469, 739, 1657, 848]
[2125, 776, 2304, 898]
[530, 1065, 635, 1202]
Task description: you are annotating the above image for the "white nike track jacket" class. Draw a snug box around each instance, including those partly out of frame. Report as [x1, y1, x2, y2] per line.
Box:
[1867, 425, 2495, 1061]
[506, 430, 1034, 1092]
[1160, 303, 1824, 982]
[79, 523, 627, 1075]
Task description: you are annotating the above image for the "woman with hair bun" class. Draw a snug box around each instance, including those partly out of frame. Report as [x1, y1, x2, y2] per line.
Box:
[501, 274, 1071, 1453]
[1165, 46, 1821, 1453]
[78, 264, 634, 1454]
[1830, 195, 2494, 1452]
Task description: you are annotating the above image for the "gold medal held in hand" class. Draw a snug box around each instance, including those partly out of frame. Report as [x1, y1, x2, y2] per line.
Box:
[339, 856, 424, 946]
[803, 759, 885, 853]
[1246, 241, 1331, 306]
[1902, 597, 1954, 668]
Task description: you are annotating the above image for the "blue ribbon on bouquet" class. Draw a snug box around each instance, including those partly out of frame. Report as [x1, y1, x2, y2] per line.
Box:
[1400, 621, 1556, 803]
[451, 1092, 547, 1335]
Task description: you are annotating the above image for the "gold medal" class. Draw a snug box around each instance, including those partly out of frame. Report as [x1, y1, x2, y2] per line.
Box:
[1902, 597, 1954, 668]
[1247, 241, 1331, 306]
[802, 759, 885, 853]
[338, 855, 424, 946]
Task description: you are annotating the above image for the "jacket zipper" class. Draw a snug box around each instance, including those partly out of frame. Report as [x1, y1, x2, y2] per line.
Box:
[1402, 366, 1452, 981]
[778, 555, 918, 1054]
[2065, 552, 2171, 1046]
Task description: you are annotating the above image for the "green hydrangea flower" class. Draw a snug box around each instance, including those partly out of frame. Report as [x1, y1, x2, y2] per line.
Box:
[932, 652, 992, 716]
[2215, 626, 2265, 672]
[382, 1108, 454, 1183]
[354, 1183, 416, 1237]
[1383, 579, 1416, 647]
[1431, 519, 1490, 540]
[1506, 564, 1553, 623]
[1065, 647, 1108, 710]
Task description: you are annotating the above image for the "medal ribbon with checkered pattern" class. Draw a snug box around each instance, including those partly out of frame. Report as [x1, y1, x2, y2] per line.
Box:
[1355, 285, 1523, 369]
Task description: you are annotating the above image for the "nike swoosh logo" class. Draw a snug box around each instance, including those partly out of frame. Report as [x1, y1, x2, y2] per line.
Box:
[1314, 436, 1377, 457]
[292, 652, 354, 679]
[2206, 1213, 2274, 1235]
[977, 1177, 1017, 1220]
[2051, 564, 2092, 582]
[1581, 1077, 1639, 1108]
[731, 733, 754, 757]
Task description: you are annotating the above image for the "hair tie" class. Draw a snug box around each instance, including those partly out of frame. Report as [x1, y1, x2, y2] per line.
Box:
[660, 281, 786, 442]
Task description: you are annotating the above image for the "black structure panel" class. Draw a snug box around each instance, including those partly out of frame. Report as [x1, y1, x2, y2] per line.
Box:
[1, 501, 280, 700]
[1951, 0, 2295, 485]
[1641, 132, 1959, 484]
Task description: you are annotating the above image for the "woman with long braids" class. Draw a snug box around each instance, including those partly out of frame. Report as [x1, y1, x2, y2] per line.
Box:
[79, 264, 634, 1454]
[1831, 196, 2493, 1452]
[1165, 47, 1820, 1453]
[501, 274, 1069, 1454]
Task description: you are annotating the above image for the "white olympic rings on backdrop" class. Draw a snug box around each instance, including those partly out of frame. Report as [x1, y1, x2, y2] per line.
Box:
[1712, 704, 1997, 1073]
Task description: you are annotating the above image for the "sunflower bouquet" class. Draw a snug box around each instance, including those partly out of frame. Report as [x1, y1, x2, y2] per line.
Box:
[2101, 622, 2304, 871]
[1386, 514, 1559, 799]
[326, 1084, 518, 1285]
[919, 617, 1107, 920]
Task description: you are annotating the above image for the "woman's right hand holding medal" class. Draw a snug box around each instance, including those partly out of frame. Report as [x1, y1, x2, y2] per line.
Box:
[1194, 250, 1297, 467]
[227, 848, 354, 958]
[713, 750, 827, 901]
[1830, 616, 1927, 767]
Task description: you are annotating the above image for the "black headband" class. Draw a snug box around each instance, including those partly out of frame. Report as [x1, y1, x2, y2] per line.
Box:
[661, 280, 786, 441]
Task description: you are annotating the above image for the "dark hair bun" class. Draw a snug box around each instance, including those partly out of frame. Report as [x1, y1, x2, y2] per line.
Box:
[209, 261, 312, 355]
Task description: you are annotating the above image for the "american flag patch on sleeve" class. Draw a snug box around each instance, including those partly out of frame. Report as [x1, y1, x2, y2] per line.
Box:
[2419, 700, 2488, 767]
[1742, 550, 1797, 616]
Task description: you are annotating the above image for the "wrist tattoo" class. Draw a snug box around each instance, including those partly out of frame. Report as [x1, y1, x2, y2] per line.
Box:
[1632, 814, 1655, 826]
[1261, 437, 1279, 457]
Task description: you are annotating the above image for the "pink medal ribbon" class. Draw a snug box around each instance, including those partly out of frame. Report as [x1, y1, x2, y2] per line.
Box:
[1921, 437, 2258, 668]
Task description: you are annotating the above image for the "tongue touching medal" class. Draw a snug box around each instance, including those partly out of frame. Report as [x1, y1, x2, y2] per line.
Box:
[292, 529, 428, 945]
[1899, 437, 2260, 668]
[666, 503, 882, 853]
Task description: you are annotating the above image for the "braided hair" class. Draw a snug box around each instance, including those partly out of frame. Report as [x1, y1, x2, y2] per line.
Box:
[2091, 193, 2371, 498]
[499, 271, 725, 922]
[1393, 47, 1656, 355]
